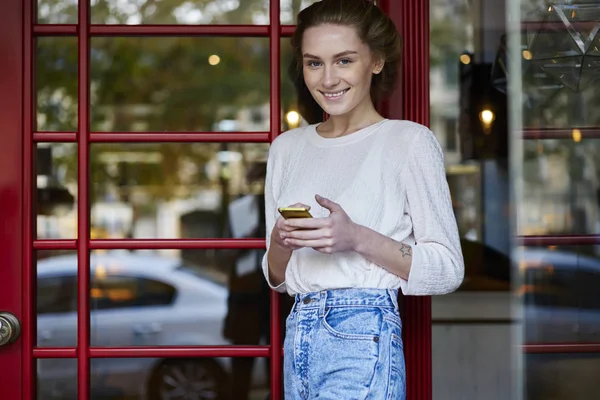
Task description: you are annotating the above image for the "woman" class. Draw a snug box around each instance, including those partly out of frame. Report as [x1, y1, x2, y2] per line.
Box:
[262, 0, 465, 398]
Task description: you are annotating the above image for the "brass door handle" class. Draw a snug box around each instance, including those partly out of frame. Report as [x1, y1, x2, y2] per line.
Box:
[0, 312, 21, 346]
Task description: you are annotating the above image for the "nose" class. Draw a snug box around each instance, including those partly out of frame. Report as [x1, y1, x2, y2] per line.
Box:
[321, 66, 340, 88]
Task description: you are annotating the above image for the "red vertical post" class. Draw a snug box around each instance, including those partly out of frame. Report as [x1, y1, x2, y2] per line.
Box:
[269, 1, 283, 399]
[388, 0, 433, 399]
[22, 0, 36, 398]
[77, 0, 91, 399]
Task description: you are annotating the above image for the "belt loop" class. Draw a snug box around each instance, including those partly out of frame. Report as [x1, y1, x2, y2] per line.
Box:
[318, 290, 328, 318]
[387, 289, 399, 311]
[292, 294, 300, 313]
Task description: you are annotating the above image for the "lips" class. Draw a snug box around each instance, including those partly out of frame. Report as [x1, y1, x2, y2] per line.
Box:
[320, 88, 349, 100]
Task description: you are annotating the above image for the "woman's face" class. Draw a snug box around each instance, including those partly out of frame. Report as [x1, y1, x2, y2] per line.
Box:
[301, 24, 383, 118]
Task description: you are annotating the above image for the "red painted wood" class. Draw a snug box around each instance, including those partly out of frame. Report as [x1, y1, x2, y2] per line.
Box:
[387, 0, 433, 399]
[34, 346, 270, 358]
[268, 0, 283, 398]
[77, 1, 91, 399]
[0, 1, 24, 399]
[518, 234, 600, 246]
[523, 343, 600, 354]
[33, 24, 297, 37]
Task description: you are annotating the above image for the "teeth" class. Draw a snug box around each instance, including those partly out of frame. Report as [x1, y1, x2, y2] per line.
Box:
[323, 89, 348, 98]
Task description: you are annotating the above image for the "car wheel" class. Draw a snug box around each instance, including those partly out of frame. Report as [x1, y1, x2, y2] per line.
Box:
[148, 359, 228, 400]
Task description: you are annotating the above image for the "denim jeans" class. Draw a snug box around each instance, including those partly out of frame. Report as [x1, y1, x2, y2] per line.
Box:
[284, 288, 406, 400]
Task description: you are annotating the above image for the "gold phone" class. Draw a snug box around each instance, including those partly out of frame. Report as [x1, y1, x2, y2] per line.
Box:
[278, 207, 313, 219]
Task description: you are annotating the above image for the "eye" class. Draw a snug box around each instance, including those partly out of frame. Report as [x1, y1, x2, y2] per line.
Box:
[306, 60, 322, 68]
[338, 58, 352, 65]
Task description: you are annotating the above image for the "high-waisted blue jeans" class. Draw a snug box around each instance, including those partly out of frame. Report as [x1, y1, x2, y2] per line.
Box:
[284, 288, 406, 400]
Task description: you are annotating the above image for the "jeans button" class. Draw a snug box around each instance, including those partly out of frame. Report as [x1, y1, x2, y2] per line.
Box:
[303, 297, 311, 304]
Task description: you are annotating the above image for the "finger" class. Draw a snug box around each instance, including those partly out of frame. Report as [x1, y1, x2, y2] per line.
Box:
[288, 202, 311, 210]
[315, 194, 342, 212]
[284, 228, 328, 241]
[284, 238, 332, 248]
[284, 217, 329, 230]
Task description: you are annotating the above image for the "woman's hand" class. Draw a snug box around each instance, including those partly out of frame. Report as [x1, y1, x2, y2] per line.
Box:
[273, 202, 312, 251]
[281, 194, 359, 254]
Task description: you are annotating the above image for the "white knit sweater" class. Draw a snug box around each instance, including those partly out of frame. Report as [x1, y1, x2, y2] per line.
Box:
[262, 119, 464, 296]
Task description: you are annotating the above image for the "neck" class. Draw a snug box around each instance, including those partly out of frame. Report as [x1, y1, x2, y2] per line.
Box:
[318, 100, 384, 138]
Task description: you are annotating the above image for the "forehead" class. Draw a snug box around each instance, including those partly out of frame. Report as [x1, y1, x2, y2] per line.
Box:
[302, 24, 368, 56]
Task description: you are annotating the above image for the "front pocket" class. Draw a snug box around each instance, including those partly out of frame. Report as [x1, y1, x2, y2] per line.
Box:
[321, 307, 382, 341]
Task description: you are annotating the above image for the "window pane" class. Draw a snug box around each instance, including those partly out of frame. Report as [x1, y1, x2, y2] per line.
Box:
[88, 142, 269, 239]
[280, 0, 320, 24]
[37, 251, 78, 347]
[85, 249, 294, 347]
[520, 245, 600, 344]
[526, 353, 600, 400]
[91, 37, 273, 132]
[91, 0, 269, 25]
[36, 37, 78, 132]
[37, 143, 77, 239]
[520, 139, 600, 236]
[38, 359, 77, 400]
[37, 0, 78, 24]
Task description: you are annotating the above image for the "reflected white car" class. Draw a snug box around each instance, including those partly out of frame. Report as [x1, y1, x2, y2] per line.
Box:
[37, 252, 234, 400]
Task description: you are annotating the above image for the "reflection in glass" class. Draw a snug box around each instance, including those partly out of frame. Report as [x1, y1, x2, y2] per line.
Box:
[87, 143, 270, 239]
[520, 139, 600, 235]
[37, 251, 78, 348]
[519, 246, 600, 344]
[37, 0, 78, 24]
[526, 353, 600, 399]
[90, 37, 273, 132]
[37, 143, 77, 239]
[36, 38, 78, 132]
[280, 0, 321, 24]
[38, 359, 77, 400]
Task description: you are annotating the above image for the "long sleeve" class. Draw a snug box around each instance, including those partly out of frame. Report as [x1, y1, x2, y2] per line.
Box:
[399, 130, 465, 295]
[261, 143, 288, 293]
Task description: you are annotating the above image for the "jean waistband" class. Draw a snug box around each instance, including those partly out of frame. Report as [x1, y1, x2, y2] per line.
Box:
[293, 288, 399, 312]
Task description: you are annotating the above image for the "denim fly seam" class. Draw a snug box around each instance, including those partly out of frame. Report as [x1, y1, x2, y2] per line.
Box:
[284, 288, 406, 400]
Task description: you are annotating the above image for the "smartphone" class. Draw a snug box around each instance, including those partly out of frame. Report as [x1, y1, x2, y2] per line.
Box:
[278, 207, 313, 219]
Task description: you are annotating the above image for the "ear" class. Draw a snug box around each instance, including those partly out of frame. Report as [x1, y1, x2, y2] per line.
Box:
[372, 59, 385, 75]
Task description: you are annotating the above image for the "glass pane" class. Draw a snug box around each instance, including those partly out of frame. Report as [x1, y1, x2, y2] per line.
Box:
[519, 139, 600, 236]
[280, 0, 320, 24]
[38, 359, 77, 399]
[90, 37, 273, 132]
[36, 37, 78, 132]
[89, 142, 270, 239]
[37, 143, 77, 239]
[90, 0, 268, 25]
[88, 357, 269, 399]
[431, 0, 509, 291]
[520, 245, 600, 344]
[522, 3, 600, 129]
[526, 353, 600, 400]
[37, 0, 78, 24]
[88, 249, 294, 347]
[37, 251, 78, 347]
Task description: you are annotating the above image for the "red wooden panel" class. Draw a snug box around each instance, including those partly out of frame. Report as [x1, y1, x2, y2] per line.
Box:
[389, 0, 433, 399]
[76, 1, 91, 398]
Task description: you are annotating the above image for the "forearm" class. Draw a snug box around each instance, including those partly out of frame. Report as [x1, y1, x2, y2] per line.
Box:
[266, 237, 293, 286]
[352, 224, 412, 280]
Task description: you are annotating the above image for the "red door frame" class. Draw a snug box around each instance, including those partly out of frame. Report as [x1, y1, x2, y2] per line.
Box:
[0, 0, 436, 399]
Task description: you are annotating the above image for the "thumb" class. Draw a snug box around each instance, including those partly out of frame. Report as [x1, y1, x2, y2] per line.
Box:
[315, 194, 341, 212]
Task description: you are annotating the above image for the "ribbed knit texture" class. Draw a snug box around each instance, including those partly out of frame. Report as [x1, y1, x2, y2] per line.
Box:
[262, 119, 464, 296]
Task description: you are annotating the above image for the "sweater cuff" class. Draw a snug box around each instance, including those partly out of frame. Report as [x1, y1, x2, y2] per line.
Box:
[399, 244, 427, 296]
[262, 256, 288, 293]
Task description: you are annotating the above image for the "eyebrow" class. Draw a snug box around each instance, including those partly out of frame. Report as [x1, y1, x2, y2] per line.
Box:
[302, 50, 358, 59]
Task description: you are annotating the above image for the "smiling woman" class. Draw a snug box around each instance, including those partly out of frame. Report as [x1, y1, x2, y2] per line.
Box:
[263, 0, 464, 399]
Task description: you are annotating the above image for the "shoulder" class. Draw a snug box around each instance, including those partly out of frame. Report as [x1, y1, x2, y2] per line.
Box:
[270, 125, 314, 152]
[380, 120, 442, 154]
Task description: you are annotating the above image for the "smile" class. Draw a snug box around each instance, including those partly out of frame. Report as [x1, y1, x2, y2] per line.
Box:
[320, 89, 349, 99]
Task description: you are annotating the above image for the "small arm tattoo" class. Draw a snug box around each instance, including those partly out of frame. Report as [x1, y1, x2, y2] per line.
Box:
[399, 244, 412, 258]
